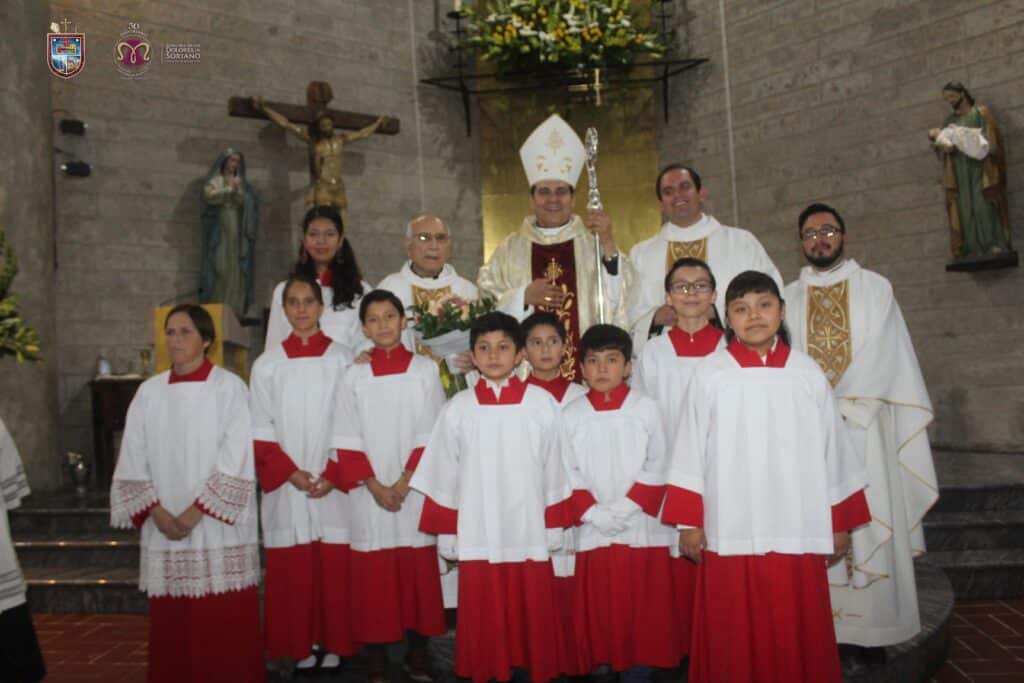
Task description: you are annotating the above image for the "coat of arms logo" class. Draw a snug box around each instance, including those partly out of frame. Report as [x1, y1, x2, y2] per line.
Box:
[47, 19, 84, 79]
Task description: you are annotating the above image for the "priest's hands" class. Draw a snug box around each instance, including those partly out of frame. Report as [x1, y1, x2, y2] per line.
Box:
[679, 528, 706, 564]
[450, 351, 475, 373]
[367, 478, 403, 512]
[653, 305, 678, 327]
[437, 534, 458, 561]
[525, 278, 567, 309]
[151, 505, 189, 541]
[585, 210, 618, 257]
[828, 531, 851, 567]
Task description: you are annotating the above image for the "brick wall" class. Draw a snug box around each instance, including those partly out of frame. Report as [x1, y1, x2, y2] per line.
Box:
[49, 0, 479, 469]
[659, 0, 1024, 450]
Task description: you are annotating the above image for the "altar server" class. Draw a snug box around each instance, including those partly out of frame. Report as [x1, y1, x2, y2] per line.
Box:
[411, 312, 573, 683]
[662, 272, 870, 683]
[332, 289, 447, 682]
[563, 324, 680, 679]
[250, 273, 355, 671]
[111, 304, 262, 683]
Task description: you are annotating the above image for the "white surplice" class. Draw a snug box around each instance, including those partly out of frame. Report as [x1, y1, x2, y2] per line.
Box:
[786, 259, 938, 646]
[110, 364, 260, 598]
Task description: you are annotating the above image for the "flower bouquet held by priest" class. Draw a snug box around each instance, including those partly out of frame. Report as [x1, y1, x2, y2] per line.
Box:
[477, 114, 634, 382]
[410, 293, 495, 397]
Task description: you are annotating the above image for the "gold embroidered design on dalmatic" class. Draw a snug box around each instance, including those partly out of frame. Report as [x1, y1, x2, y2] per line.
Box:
[543, 258, 578, 380]
[411, 285, 453, 358]
[665, 238, 708, 270]
[806, 281, 852, 386]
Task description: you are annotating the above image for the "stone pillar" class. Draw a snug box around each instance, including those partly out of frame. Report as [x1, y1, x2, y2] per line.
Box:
[0, 1, 61, 490]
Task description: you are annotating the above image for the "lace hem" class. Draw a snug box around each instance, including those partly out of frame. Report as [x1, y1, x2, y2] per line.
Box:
[1, 464, 29, 506]
[140, 544, 261, 598]
[110, 479, 158, 528]
[196, 471, 254, 526]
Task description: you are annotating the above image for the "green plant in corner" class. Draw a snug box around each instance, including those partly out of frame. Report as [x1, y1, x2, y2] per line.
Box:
[0, 225, 42, 363]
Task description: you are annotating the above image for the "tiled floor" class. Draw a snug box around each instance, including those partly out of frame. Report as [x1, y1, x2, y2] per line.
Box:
[31, 600, 1024, 683]
[931, 600, 1024, 682]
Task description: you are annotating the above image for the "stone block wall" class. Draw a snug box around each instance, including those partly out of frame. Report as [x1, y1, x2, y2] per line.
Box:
[660, 0, 1024, 450]
[47, 0, 479, 479]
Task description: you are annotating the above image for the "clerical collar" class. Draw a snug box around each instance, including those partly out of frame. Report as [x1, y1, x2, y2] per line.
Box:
[587, 382, 630, 411]
[282, 330, 332, 359]
[169, 357, 214, 383]
[668, 324, 723, 357]
[726, 336, 790, 368]
[535, 218, 573, 234]
[526, 373, 572, 402]
[370, 344, 414, 376]
[814, 257, 847, 275]
[800, 259, 858, 287]
[474, 375, 527, 405]
[663, 214, 718, 241]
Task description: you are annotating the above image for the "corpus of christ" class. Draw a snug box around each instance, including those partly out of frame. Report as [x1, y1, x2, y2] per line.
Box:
[2, 2, 1023, 683]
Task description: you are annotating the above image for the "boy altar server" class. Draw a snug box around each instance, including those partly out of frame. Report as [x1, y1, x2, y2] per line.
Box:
[411, 311, 573, 683]
[563, 324, 681, 679]
[249, 274, 355, 671]
[332, 289, 447, 681]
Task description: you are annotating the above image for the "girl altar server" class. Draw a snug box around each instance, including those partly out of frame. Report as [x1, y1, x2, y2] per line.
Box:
[265, 204, 372, 353]
[110, 304, 262, 683]
[250, 273, 355, 672]
[662, 271, 870, 682]
[331, 289, 447, 682]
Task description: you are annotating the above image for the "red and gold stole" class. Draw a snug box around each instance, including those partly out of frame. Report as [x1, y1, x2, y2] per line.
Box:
[531, 240, 581, 381]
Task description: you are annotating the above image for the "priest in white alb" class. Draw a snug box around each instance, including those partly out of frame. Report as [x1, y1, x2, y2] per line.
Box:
[476, 113, 634, 382]
[784, 203, 938, 647]
[377, 213, 479, 372]
[627, 164, 782, 354]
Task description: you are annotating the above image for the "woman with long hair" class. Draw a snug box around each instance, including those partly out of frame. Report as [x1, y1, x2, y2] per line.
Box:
[264, 205, 371, 353]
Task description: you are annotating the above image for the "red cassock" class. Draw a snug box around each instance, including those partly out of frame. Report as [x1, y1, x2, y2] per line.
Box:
[250, 331, 356, 659]
[412, 377, 575, 682]
[662, 339, 871, 683]
[331, 345, 448, 644]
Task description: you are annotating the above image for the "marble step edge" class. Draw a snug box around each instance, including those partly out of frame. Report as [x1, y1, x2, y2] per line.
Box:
[25, 577, 138, 588]
[14, 538, 139, 550]
[921, 548, 1024, 569]
[924, 509, 1024, 527]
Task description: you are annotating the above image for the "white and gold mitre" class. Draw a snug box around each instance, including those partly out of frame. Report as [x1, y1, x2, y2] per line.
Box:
[519, 113, 585, 188]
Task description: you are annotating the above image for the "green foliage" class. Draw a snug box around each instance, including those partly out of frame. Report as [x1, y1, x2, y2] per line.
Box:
[411, 296, 497, 340]
[462, 0, 666, 74]
[0, 226, 42, 363]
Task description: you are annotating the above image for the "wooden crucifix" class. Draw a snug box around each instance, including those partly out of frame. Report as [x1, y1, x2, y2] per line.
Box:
[229, 81, 400, 213]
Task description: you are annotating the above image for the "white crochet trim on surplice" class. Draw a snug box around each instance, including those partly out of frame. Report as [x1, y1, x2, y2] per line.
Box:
[140, 543, 260, 598]
[110, 479, 159, 528]
[196, 470, 254, 525]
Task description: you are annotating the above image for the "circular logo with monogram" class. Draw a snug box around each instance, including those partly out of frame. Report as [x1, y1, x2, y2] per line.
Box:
[113, 23, 152, 78]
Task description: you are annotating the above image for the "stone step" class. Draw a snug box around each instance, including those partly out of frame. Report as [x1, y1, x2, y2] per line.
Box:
[23, 566, 147, 614]
[922, 510, 1024, 551]
[9, 504, 113, 536]
[921, 550, 1024, 600]
[14, 531, 140, 569]
[932, 450, 1024, 513]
